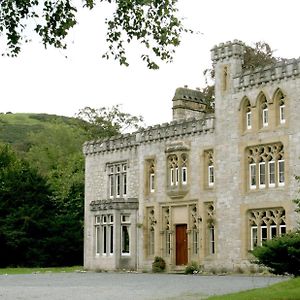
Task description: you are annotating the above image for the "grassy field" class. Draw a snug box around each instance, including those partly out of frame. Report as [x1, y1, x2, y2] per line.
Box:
[207, 277, 300, 300]
[0, 266, 84, 275]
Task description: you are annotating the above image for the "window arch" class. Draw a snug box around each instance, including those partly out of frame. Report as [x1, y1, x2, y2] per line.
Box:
[257, 93, 268, 128]
[240, 97, 252, 131]
[273, 89, 286, 125]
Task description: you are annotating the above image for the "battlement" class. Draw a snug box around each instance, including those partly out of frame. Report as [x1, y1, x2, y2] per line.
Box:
[211, 40, 245, 62]
[83, 115, 215, 155]
[234, 58, 300, 90]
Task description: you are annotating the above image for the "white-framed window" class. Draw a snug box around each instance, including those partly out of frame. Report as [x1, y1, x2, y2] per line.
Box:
[249, 163, 256, 189]
[246, 111, 252, 129]
[259, 162, 266, 188]
[279, 225, 286, 236]
[95, 216, 101, 255]
[149, 228, 155, 256]
[278, 159, 285, 186]
[280, 104, 285, 124]
[150, 173, 155, 192]
[262, 108, 268, 127]
[121, 215, 130, 255]
[170, 168, 175, 186]
[209, 225, 215, 254]
[268, 160, 275, 188]
[95, 214, 114, 256]
[250, 226, 258, 250]
[182, 166, 187, 185]
[261, 226, 268, 244]
[208, 165, 214, 187]
[270, 225, 277, 239]
[107, 163, 127, 198]
[175, 167, 179, 186]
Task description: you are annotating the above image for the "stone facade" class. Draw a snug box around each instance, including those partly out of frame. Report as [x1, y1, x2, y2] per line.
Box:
[83, 40, 300, 272]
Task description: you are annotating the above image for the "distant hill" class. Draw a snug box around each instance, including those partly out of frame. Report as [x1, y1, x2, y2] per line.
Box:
[0, 113, 83, 153]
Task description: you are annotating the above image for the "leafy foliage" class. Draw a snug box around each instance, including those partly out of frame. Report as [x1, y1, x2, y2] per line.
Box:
[152, 256, 166, 273]
[0, 144, 54, 267]
[76, 105, 144, 139]
[0, 0, 188, 68]
[252, 232, 300, 276]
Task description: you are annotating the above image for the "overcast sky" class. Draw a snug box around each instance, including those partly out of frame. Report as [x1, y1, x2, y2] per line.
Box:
[1, 0, 300, 126]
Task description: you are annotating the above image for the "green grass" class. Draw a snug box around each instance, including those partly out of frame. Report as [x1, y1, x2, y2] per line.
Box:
[0, 266, 84, 275]
[206, 277, 300, 300]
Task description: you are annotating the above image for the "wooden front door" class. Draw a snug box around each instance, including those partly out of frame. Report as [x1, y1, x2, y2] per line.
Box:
[176, 224, 188, 265]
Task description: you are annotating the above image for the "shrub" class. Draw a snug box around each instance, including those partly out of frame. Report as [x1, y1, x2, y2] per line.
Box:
[184, 261, 201, 274]
[252, 231, 300, 276]
[152, 256, 166, 273]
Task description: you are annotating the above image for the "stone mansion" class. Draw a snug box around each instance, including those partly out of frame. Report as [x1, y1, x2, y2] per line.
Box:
[83, 40, 299, 272]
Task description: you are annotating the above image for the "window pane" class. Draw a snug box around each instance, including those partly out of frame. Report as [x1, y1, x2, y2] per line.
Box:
[280, 105, 285, 124]
[208, 165, 214, 187]
[261, 226, 267, 244]
[175, 167, 179, 185]
[280, 225, 286, 236]
[116, 174, 121, 196]
[96, 226, 100, 254]
[268, 161, 275, 187]
[182, 167, 187, 185]
[150, 173, 155, 192]
[259, 162, 266, 188]
[246, 111, 252, 129]
[278, 160, 285, 185]
[121, 225, 130, 254]
[109, 175, 114, 197]
[270, 225, 277, 239]
[170, 168, 174, 186]
[123, 173, 127, 195]
[250, 164, 256, 189]
[251, 226, 258, 250]
[110, 226, 114, 254]
[103, 226, 107, 254]
[263, 108, 268, 127]
[209, 226, 215, 254]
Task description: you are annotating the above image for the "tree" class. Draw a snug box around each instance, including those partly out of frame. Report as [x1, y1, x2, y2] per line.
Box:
[76, 105, 144, 139]
[0, 0, 189, 69]
[252, 232, 300, 276]
[0, 144, 55, 267]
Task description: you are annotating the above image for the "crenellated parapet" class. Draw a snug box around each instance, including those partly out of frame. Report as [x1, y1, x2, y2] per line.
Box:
[211, 40, 245, 62]
[234, 58, 300, 90]
[83, 115, 215, 155]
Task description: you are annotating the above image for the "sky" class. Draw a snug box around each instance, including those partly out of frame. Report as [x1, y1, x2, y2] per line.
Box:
[1, 0, 300, 126]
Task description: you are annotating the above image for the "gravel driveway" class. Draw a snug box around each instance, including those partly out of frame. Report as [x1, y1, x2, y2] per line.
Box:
[0, 272, 286, 300]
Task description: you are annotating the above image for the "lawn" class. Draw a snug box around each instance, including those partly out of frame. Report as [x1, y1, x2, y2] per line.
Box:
[0, 266, 83, 275]
[207, 277, 300, 300]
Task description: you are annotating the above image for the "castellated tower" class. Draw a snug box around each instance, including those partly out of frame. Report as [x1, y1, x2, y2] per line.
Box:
[210, 41, 246, 266]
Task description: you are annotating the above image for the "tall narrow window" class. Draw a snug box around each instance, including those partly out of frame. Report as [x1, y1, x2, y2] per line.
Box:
[182, 167, 187, 185]
[116, 165, 121, 197]
[279, 225, 286, 235]
[249, 163, 256, 189]
[262, 107, 268, 127]
[209, 225, 215, 254]
[280, 104, 285, 124]
[175, 167, 179, 186]
[109, 167, 114, 198]
[268, 160, 275, 187]
[246, 111, 252, 129]
[165, 231, 171, 256]
[250, 226, 258, 250]
[208, 165, 214, 187]
[121, 215, 130, 255]
[270, 225, 277, 239]
[109, 215, 114, 255]
[259, 162, 266, 188]
[148, 161, 155, 193]
[95, 216, 101, 255]
[122, 165, 127, 196]
[278, 159, 285, 186]
[261, 226, 268, 244]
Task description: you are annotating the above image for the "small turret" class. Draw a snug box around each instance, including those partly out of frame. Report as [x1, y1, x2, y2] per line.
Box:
[172, 86, 207, 121]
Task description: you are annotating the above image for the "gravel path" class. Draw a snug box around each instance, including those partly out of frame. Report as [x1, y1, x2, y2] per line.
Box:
[0, 272, 286, 300]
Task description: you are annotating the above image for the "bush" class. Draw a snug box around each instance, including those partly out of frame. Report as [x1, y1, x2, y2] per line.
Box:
[152, 256, 166, 273]
[184, 261, 202, 274]
[252, 231, 300, 276]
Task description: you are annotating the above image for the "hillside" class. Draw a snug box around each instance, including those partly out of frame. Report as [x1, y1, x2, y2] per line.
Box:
[0, 113, 84, 153]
